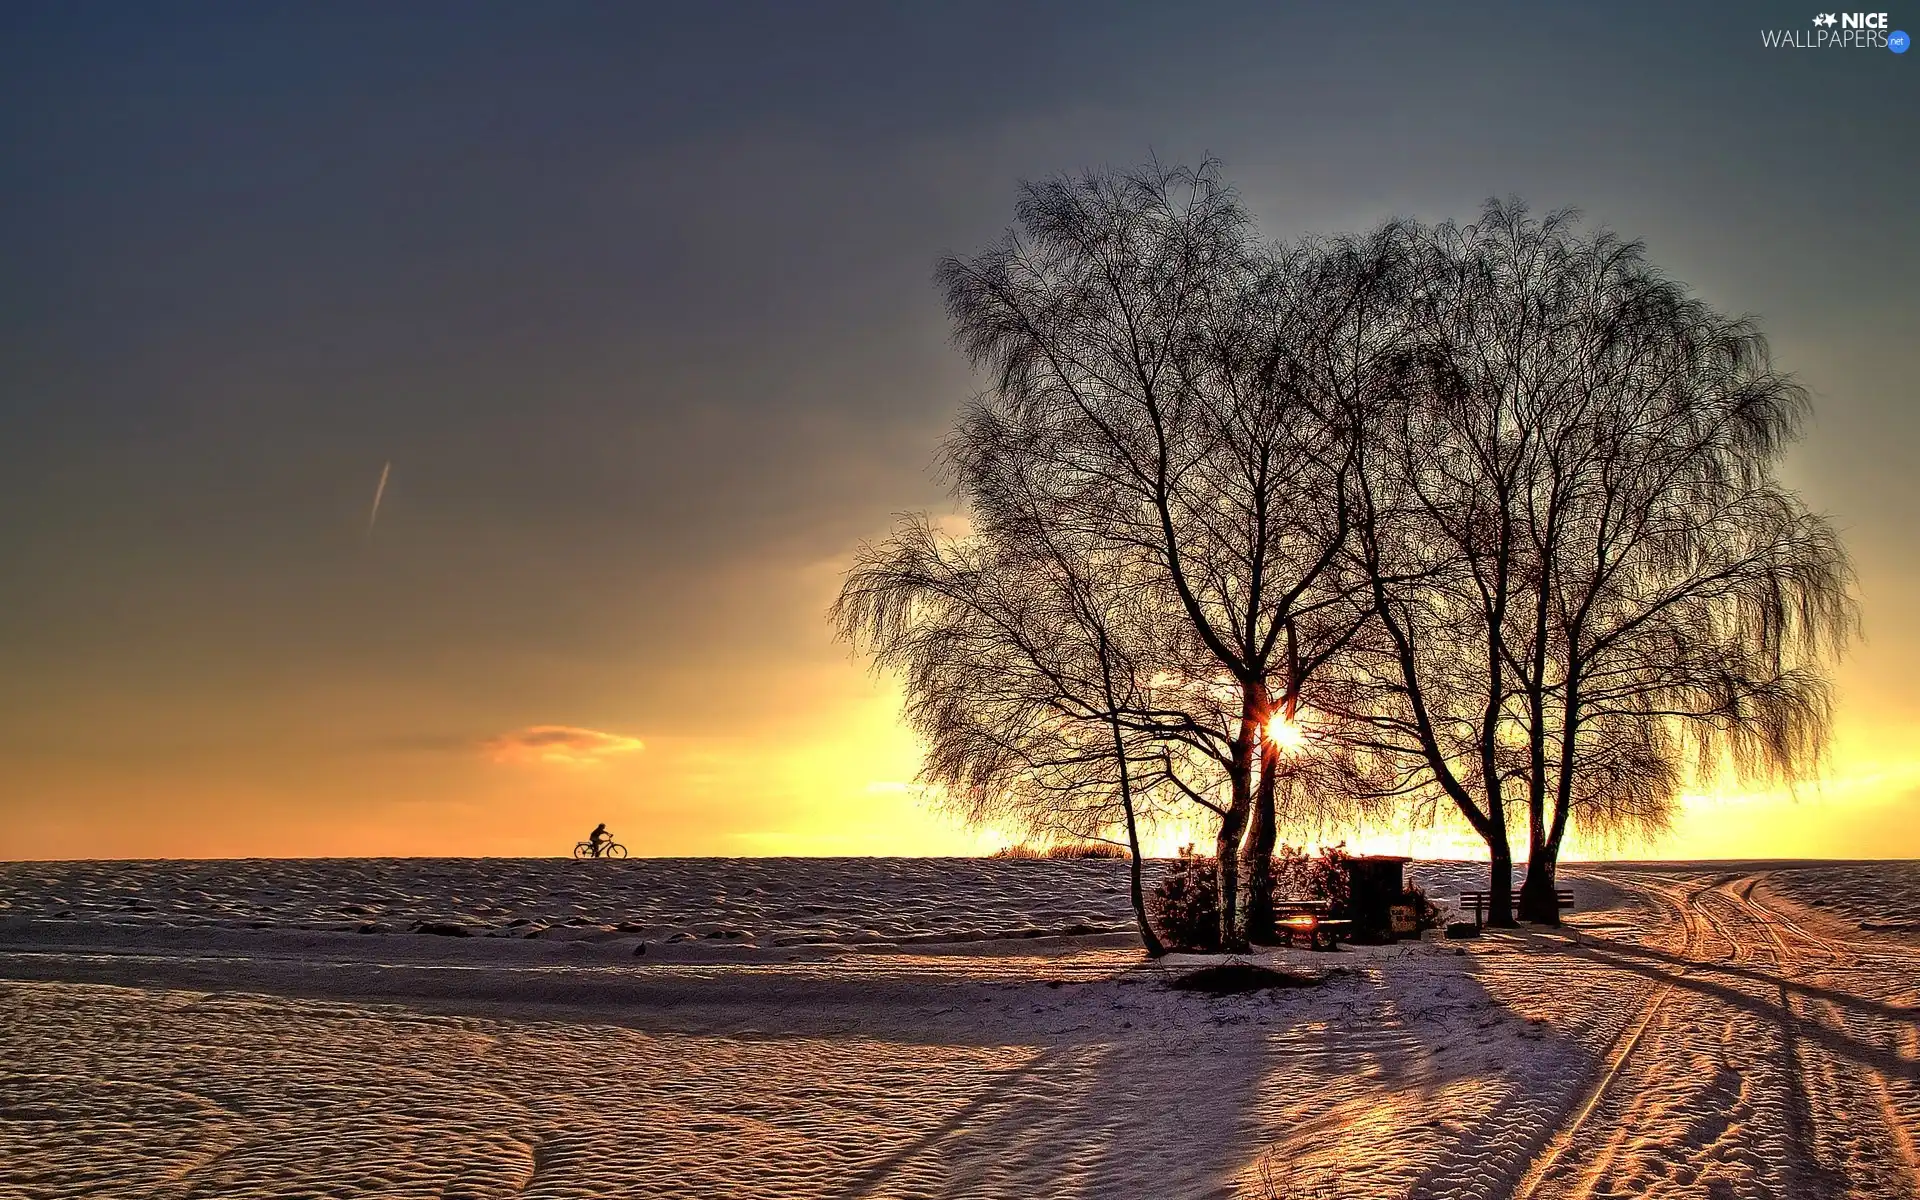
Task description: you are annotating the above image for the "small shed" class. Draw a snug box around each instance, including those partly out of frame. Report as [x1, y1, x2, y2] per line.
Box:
[1344, 855, 1412, 943]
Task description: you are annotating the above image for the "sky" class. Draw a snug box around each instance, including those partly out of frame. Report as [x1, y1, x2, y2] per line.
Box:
[2, 2, 1916, 860]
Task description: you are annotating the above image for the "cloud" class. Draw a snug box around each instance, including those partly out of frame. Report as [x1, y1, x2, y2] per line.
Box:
[483, 725, 645, 767]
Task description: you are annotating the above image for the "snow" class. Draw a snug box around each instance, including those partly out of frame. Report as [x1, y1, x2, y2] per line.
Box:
[0, 859, 1915, 1198]
[1758, 860, 1920, 937]
[0, 857, 1507, 949]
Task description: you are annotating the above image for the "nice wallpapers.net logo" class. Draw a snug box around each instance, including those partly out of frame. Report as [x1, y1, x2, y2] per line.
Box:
[1762, 12, 1911, 49]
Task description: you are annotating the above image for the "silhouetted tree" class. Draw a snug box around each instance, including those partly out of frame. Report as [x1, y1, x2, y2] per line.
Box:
[845, 161, 1854, 944]
[1345, 202, 1855, 923]
[931, 162, 1379, 947]
[833, 507, 1188, 956]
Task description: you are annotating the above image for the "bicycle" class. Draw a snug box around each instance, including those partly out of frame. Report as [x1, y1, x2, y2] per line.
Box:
[572, 840, 628, 859]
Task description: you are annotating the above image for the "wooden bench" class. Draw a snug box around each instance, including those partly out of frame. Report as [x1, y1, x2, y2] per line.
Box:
[1271, 899, 1331, 918]
[1270, 900, 1347, 950]
[1461, 889, 1575, 928]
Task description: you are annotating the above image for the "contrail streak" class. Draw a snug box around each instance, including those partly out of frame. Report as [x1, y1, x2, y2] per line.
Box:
[367, 461, 391, 534]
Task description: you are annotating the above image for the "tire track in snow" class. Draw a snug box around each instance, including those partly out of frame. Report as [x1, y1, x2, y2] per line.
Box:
[1517, 872, 1919, 1200]
[1734, 876, 1920, 1199]
[1511, 873, 1701, 1200]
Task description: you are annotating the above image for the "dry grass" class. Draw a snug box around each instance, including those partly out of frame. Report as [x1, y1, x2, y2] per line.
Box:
[1044, 843, 1129, 860]
[1251, 1149, 1393, 1199]
[987, 843, 1130, 861]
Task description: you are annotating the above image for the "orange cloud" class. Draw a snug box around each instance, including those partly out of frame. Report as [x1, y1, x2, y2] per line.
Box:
[483, 725, 645, 767]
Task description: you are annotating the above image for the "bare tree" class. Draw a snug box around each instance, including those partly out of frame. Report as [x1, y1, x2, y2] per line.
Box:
[1497, 207, 1856, 920]
[844, 166, 1849, 945]
[934, 162, 1381, 947]
[832, 509, 1191, 955]
[1344, 201, 1855, 923]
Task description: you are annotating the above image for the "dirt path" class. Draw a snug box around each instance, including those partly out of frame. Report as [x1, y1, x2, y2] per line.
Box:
[1512, 871, 1920, 1200]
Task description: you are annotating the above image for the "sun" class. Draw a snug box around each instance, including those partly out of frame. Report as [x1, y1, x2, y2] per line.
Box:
[1265, 712, 1307, 754]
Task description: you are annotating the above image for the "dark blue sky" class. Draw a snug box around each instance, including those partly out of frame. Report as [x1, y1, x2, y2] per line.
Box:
[3, 2, 1915, 856]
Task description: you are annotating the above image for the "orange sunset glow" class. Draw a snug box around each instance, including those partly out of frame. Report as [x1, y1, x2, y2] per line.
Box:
[1, 7, 1915, 867]
[6, 10, 1919, 1200]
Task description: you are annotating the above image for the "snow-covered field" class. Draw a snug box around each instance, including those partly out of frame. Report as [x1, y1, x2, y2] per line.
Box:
[0, 856, 1494, 950]
[1760, 860, 1920, 936]
[0, 859, 1915, 1198]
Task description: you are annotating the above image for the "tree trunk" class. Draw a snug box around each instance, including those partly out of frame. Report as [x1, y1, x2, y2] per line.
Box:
[1520, 742, 1554, 924]
[1518, 790, 1558, 924]
[1524, 679, 1582, 927]
[1126, 829, 1166, 957]
[1522, 761, 1575, 927]
[1518, 847, 1558, 925]
[1114, 721, 1167, 957]
[1487, 839, 1517, 928]
[1242, 632, 1295, 946]
[1240, 737, 1281, 943]
[1214, 687, 1261, 951]
[1214, 779, 1251, 950]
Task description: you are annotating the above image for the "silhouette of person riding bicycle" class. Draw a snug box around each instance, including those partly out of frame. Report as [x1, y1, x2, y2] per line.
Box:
[572, 822, 628, 859]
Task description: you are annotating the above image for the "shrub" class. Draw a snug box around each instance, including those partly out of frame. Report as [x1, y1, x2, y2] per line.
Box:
[988, 845, 1046, 860]
[1045, 843, 1130, 860]
[1273, 842, 1354, 915]
[1168, 963, 1321, 996]
[1146, 851, 1221, 950]
[1404, 883, 1446, 931]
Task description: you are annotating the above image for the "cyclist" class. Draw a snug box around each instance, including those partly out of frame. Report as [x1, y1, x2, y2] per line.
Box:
[586, 822, 612, 856]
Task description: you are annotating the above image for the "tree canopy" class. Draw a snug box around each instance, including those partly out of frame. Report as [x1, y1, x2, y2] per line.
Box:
[837, 162, 1855, 947]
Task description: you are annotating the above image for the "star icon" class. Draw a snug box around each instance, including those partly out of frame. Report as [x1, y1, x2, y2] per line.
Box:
[1813, 12, 1838, 26]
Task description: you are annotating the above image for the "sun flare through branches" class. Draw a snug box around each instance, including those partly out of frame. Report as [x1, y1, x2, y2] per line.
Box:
[1264, 713, 1308, 755]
